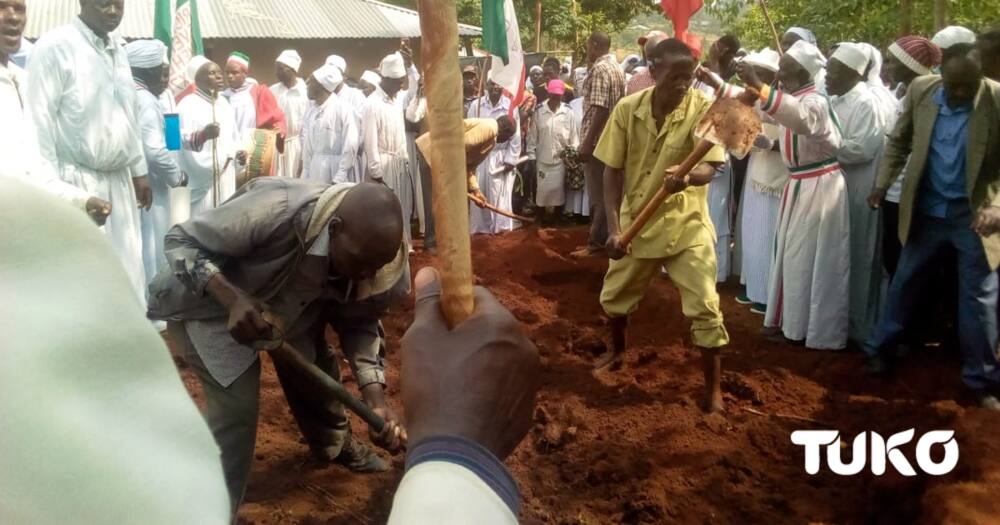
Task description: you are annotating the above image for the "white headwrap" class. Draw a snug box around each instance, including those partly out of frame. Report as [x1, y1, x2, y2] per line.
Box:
[124, 39, 168, 69]
[932, 26, 976, 50]
[360, 70, 382, 86]
[276, 50, 302, 72]
[830, 43, 869, 76]
[379, 53, 406, 79]
[326, 55, 347, 74]
[572, 67, 587, 89]
[529, 65, 543, 74]
[743, 47, 780, 72]
[312, 64, 343, 93]
[186, 55, 212, 82]
[785, 27, 817, 45]
[786, 40, 827, 78]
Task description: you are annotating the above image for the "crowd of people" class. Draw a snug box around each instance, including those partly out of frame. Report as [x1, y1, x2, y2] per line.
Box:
[4, 0, 1000, 521]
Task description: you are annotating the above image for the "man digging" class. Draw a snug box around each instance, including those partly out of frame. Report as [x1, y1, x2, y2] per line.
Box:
[594, 39, 729, 413]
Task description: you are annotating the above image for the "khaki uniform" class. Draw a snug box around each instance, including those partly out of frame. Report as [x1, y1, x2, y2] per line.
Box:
[594, 88, 729, 348]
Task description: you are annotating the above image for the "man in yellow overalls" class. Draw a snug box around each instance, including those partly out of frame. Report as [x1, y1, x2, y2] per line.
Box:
[594, 38, 729, 413]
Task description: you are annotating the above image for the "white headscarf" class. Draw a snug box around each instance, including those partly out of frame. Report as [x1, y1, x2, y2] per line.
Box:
[785, 27, 817, 45]
[276, 50, 302, 72]
[786, 40, 826, 78]
[932, 26, 976, 50]
[743, 48, 781, 72]
[379, 53, 406, 79]
[125, 39, 168, 69]
[830, 43, 869, 76]
[312, 64, 343, 93]
[326, 55, 347, 74]
[186, 55, 211, 83]
[857, 42, 899, 130]
[360, 70, 382, 87]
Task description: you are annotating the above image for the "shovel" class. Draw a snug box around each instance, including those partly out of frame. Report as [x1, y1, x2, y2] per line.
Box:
[618, 86, 762, 249]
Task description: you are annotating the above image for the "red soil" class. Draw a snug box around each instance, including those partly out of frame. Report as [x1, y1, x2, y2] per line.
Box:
[176, 227, 1000, 525]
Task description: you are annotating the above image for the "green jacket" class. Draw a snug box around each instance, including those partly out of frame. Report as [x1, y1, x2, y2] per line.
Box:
[876, 75, 1000, 269]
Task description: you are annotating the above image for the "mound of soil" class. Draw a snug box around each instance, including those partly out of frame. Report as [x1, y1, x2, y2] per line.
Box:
[176, 227, 999, 524]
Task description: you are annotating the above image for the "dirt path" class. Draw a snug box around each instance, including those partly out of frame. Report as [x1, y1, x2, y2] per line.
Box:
[177, 226, 1000, 524]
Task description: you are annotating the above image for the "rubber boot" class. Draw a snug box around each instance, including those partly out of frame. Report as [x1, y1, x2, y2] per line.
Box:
[594, 316, 627, 371]
[699, 347, 723, 413]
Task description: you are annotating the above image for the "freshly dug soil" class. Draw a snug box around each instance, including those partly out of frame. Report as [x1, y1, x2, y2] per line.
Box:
[175, 227, 1000, 525]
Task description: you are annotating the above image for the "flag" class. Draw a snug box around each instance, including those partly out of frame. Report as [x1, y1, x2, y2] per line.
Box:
[482, 0, 525, 117]
[155, 0, 205, 95]
[660, 0, 704, 56]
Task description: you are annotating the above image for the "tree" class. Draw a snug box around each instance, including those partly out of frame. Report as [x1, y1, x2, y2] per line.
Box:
[388, 0, 656, 56]
[706, 0, 1000, 51]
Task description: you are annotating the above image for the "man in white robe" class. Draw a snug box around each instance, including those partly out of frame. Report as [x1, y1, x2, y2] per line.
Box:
[363, 52, 416, 250]
[0, 0, 109, 220]
[270, 50, 309, 178]
[126, 40, 184, 299]
[326, 54, 373, 183]
[26, 0, 151, 306]
[300, 64, 359, 184]
[826, 43, 889, 346]
[736, 40, 850, 350]
[469, 79, 522, 234]
[222, 52, 286, 178]
[176, 56, 243, 212]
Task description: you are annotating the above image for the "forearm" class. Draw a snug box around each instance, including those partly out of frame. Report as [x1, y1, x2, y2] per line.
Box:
[204, 273, 248, 310]
[604, 167, 624, 235]
[583, 108, 609, 148]
[333, 317, 387, 388]
[687, 162, 721, 187]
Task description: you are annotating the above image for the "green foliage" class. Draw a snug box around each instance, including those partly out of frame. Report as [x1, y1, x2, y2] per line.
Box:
[706, 0, 999, 51]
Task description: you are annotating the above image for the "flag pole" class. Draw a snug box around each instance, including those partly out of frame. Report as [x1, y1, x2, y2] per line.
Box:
[416, 0, 475, 327]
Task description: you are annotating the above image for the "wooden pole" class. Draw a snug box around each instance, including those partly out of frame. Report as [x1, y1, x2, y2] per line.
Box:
[535, 0, 542, 52]
[417, 0, 475, 327]
[757, 0, 783, 54]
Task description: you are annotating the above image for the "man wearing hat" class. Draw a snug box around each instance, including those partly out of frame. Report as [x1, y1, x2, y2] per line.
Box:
[362, 52, 417, 249]
[462, 64, 480, 115]
[176, 56, 243, 211]
[0, 0, 111, 222]
[883, 36, 942, 276]
[780, 27, 826, 93]
[865, 44, 1000, 409]
[737, 39, 850, 351]
[300, 64, 359, 184]
[826, 42, 890, 346]
[126, 39, 186, 295]
[223, 51, 287, 176]
[627, 30, 668, 95]
[324, 54, 368, 133]
[360, 70, 381, 97]
[26, 0, 152, 307]
[270, 50, 309, 178]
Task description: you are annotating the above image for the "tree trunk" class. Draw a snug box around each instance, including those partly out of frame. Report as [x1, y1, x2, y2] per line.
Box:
[900, 0, 912, 36]
[535, 0, 542, 52]
[933, 0, 948, 30]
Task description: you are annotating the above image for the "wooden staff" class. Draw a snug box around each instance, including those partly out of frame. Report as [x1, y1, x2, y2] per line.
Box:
[757, 0, 784, 55]
[619, 140, 715, 247]
[211, 89, 220, 207]
[417, 0, 475, 327]
[468, 193, 535, 223]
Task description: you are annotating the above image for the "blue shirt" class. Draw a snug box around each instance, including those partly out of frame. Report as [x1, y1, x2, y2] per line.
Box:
[917, 87, 970, 218]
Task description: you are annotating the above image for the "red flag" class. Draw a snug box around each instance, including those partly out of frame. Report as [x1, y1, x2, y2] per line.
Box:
[660, 0, 704, 57]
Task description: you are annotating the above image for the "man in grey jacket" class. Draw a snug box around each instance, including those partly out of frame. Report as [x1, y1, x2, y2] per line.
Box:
[148, 177, 408, 512]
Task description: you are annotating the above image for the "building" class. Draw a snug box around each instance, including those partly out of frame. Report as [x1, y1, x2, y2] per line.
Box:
[24, 0, 481, 83]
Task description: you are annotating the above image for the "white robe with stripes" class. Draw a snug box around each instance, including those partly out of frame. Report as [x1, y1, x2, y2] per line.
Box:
[759, 84, 850, 350]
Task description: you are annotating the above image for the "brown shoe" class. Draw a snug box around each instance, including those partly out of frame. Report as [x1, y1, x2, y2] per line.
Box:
[333, 435, 390, 473]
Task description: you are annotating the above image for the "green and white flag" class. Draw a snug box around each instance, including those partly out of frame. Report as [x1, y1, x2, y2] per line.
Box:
[154, 0, 204, 95]
[482, 0, 525, 113]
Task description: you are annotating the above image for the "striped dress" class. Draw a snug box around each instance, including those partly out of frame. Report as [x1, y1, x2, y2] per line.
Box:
[759, 83, 851, 350]
[739, 122, 787, 304]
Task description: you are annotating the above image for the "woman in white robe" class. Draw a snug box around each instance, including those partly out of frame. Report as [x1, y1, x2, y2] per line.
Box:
[565, 96, 590, 218]
[738, 40, 850, 350]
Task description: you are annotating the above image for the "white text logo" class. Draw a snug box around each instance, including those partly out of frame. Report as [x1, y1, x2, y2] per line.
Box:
[790, 429, 959, 476]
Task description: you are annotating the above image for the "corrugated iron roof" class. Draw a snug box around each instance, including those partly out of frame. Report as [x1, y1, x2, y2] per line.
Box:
[24, 0, 481, 40]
